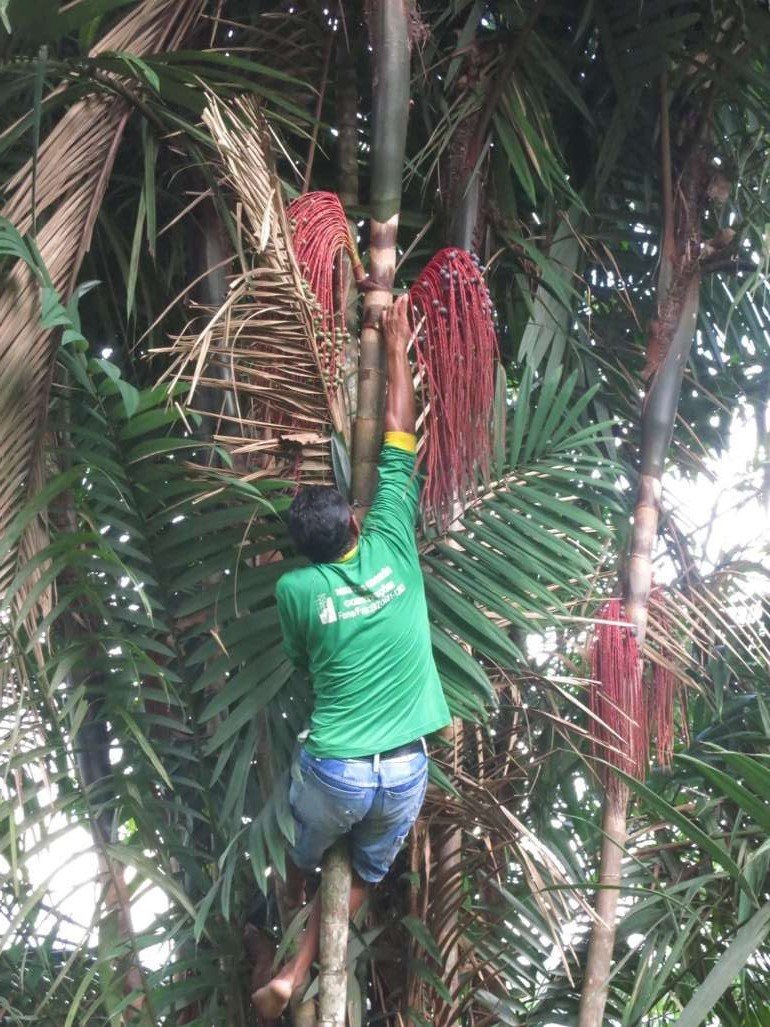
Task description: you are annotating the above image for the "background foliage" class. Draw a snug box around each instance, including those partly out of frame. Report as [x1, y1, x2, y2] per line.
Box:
[1, 2, 769, 1025]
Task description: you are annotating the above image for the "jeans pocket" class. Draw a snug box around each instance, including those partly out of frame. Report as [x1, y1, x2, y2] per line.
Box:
[306, 759, 368, 798]
[375, 770, 428, 871]
[385, 762, 428, 816]
[382, 752, 428, 795]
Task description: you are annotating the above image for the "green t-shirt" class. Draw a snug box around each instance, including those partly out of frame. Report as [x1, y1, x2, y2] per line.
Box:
[275, 435, 451, 758]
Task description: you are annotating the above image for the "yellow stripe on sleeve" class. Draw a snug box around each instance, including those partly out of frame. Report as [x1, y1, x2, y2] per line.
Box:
[384, 430, 417, 453]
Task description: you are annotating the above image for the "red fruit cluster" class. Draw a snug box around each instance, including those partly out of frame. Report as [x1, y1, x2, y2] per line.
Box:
[590, 596, 682, 804]
[409, 248, 498, 529]
[287, 191, 355, 396]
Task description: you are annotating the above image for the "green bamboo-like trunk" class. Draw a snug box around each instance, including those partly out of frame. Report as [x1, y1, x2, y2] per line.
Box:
[337, 42, 361, 425]
[350, 0, 411, 513]
[577, 81, 709, 1026]
[319, 4, 413, 1023]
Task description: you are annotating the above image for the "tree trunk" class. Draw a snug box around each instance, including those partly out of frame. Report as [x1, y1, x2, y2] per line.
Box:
[578, 294, 701, 1027]
[431, 724, 463, 1026]
[577, 78, 709, 1021]
[195, 200, 237, 430]
[337, 42, 361, 425]
[626, 277, 700, 636]
[578, 276, 701, 1027]
[576, 791, 628, 1026]
[350, 0, 411, 513]
[337, 46, 360, 212]
[318, 839, 353, 1027]
[317, 6, 413, 1023]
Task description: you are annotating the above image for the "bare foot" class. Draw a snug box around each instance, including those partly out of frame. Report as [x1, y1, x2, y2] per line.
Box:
[252, 976, 293, 1021]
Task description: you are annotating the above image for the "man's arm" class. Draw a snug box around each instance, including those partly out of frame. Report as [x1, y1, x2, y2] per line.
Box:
[363, 295, 420, 548]
[382, 294, 415, 437]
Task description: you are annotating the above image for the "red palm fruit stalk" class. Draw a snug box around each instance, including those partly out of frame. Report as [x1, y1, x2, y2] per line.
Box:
[287, 191, 365, 397]
[647, 587, 684, 768]
[589, 598, 648, 808]
[409, 248, 498, 528]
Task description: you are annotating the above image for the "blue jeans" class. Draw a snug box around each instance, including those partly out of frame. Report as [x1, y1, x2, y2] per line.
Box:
[289, 742, 428, 883]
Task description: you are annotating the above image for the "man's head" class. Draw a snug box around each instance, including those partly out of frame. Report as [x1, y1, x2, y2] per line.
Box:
[287, 486, 359, 563]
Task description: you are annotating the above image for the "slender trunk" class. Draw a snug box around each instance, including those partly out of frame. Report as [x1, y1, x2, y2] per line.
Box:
[78, 713, 148, 1021]
[432, 723, 463, 1027]
[337, 46, 359, 212]
[444, 0, 544, 255]
[627, 277, 700, 636]
[577, 78, 708, 1022]
[195, 200, 237, 437]
[294, 999, 320, 1027]
[317, 6, 412, 1022]
[578, 291, 701, 1027]
[318, 839, 353, 1027]
[55, 420, 151, 1023]
[449, 172, 483, 252]
[73, 704, 152, 1023]
[96, 855, 151, 1023]
[337, 43, 361, 425]
[351, 0, 411, 512]
[576, 797, 628, 1026]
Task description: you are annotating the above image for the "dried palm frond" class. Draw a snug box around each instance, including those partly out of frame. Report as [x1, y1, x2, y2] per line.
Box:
[413, 763, 593, 1023]
[0, 0, 205, 615]
[159, 94, 345, 483]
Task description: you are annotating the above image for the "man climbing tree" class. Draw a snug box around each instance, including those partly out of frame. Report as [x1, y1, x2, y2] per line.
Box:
[253, 294, 451, 1019]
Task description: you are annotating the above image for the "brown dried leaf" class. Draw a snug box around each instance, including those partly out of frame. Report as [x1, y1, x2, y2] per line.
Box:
[157, 94, 346, 483]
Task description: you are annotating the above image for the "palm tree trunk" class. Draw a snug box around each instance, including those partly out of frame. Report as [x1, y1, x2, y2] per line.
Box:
[626, 277, 700, 636]
[578, 277, 701, 1027]
[350, 0, 411, 512]
[577, 78, 708, 1021]
[432, 722, 463, 1026]
[576, 791, 629, 1026]
[194, 199, 238, 438]
[318, 5, 412, 1021]
[318, 839, 353, 1027]
[337, 42, 361, 424]
[337, 45, 359, 213]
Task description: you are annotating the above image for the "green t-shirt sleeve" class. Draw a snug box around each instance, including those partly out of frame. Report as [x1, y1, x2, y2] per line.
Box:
[364, 436, 420, 550]
[276, 576, 308, 670]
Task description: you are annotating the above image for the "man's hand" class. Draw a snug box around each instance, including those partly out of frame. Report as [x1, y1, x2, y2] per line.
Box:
[381, 294, 411, 353]
[382, 294, 416, 435]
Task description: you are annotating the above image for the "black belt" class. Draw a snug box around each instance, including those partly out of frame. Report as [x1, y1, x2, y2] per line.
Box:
[377, 739, 425, 760]
[299, 738, 426, 763]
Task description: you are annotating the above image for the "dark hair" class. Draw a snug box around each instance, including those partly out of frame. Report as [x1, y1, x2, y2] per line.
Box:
[287, 486, 353, 563]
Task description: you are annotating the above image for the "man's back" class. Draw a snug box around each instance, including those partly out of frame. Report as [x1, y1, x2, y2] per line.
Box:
[276, 436, 450, 757]
[256, 296, 450, 1021]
